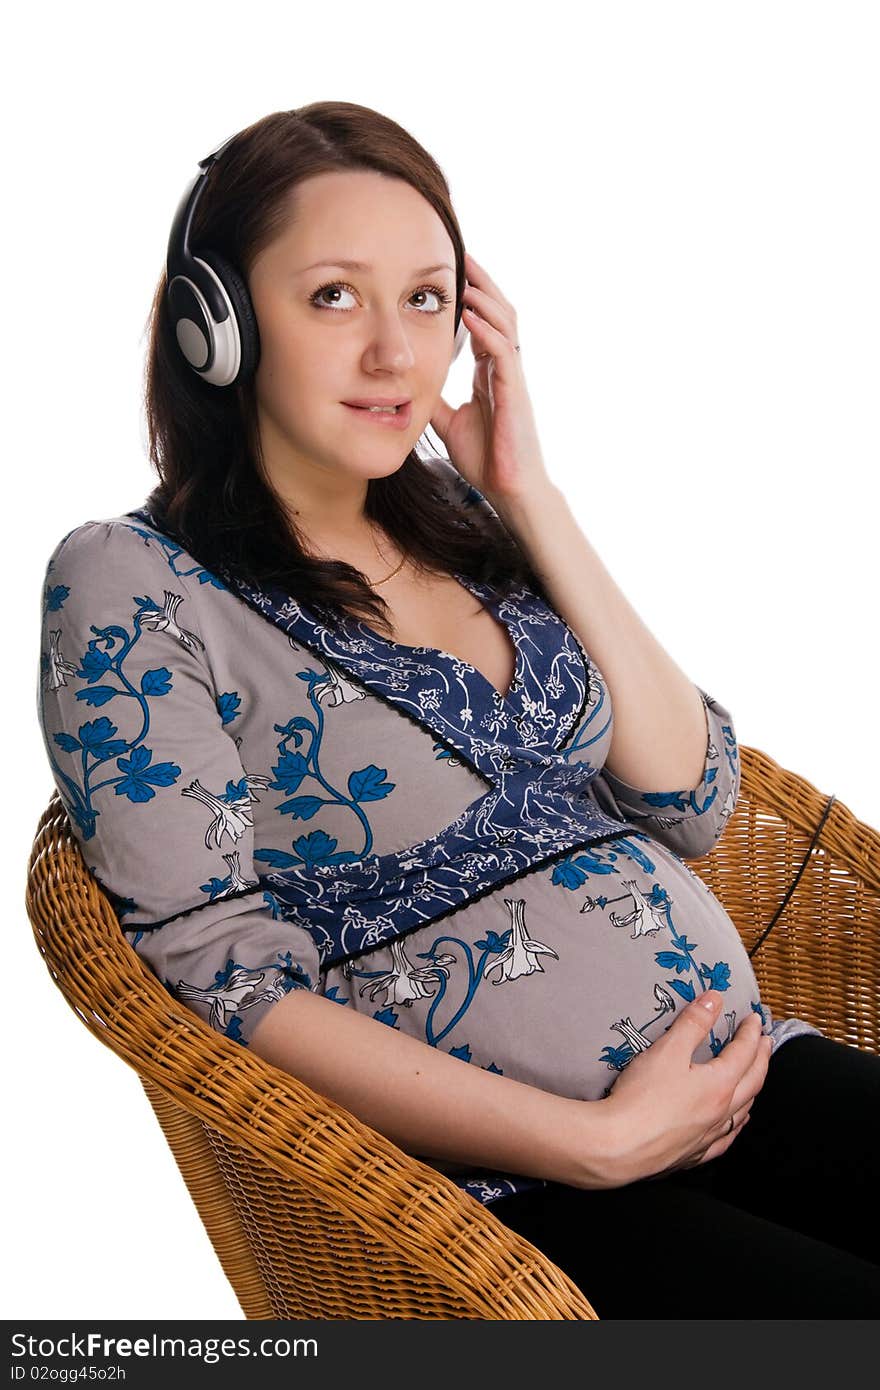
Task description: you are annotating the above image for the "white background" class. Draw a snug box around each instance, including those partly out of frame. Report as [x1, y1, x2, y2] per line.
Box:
[7, 0, 878, 1321]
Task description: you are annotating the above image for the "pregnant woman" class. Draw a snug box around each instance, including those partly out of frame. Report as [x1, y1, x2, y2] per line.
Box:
[37, 101, 879, 1317]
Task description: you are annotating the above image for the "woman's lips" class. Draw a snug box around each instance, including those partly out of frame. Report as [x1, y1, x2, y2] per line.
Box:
[342, 401, 413, 430]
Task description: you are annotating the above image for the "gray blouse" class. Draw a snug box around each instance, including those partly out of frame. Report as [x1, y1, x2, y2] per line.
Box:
[36, 455, 820, 1206]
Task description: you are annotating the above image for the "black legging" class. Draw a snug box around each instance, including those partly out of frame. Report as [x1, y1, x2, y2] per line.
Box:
[490, 1034, 880, 1317]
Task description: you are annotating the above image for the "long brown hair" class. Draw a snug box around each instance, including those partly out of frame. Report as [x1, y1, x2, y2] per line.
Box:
[142, 101, 547, 636]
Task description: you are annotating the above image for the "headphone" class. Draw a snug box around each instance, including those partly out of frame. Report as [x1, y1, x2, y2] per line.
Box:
[165, 131, 469, 388]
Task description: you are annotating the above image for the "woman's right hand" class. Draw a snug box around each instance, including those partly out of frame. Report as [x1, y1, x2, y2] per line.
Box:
[597, 990, 774, 1187]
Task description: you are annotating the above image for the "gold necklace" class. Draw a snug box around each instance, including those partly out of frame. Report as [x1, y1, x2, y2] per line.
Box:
[369, 525, 408, 586]
[372, 551, 408, 586]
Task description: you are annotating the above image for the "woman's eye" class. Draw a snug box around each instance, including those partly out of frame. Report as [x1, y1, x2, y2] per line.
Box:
[309, 281, 451, 313]
[410, 286, 452, 312]
[310, 282, 358, 310]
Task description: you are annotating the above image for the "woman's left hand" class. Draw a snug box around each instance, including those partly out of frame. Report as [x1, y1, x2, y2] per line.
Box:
[429, 252, 553, 508]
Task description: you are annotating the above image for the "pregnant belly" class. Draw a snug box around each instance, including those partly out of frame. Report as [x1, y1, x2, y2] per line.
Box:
[328, 832, 768, 1102]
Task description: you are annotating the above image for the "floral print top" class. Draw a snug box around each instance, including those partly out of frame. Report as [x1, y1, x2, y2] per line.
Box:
[36, 456, 821, 1207]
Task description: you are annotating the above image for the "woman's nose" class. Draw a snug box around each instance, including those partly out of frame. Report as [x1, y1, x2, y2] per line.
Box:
[362, 315, 416, 370]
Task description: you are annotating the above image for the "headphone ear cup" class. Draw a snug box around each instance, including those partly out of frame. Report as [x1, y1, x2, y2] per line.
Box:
[198, 250, 261, 386]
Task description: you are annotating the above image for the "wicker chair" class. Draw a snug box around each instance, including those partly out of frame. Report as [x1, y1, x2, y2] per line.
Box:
[24, 745, 880, 1320]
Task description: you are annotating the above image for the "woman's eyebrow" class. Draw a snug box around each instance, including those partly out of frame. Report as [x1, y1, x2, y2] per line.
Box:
[297, 259, 454, 276]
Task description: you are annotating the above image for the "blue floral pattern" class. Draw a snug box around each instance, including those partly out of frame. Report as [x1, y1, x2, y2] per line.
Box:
[36, 459, 822, 1209]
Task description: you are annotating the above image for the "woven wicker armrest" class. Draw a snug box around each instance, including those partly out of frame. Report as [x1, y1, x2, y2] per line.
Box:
[688, 745, 879, 1054]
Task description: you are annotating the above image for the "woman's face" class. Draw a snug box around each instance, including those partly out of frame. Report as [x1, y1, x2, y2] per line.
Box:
[247, 169, 458, 491]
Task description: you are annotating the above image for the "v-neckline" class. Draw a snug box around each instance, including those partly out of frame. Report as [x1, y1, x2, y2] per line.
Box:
[122, 505, 599, 776]
[349, 572, 522, 706]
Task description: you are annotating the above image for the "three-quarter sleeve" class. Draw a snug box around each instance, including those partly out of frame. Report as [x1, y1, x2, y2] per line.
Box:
[36, 518, 321, 1047]
[589, 686, 741, 860]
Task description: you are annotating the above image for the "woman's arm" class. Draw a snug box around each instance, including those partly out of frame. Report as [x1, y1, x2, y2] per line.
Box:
[488, 482, 710, 793]
[249, 986, 619, 1190]
[37, 519, 323, 1045]
[429, 459, 740, 860]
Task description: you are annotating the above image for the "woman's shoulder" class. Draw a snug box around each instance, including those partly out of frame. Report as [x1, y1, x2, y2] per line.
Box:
[41, 511, 198, 600]
[420, 455, 500, 526]
[421, 453, 466, 496]
[45, 510, 154, 558]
